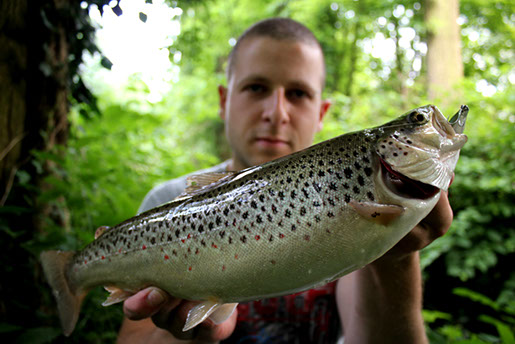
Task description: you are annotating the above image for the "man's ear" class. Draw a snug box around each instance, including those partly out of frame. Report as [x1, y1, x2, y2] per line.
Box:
[317, 99, 332, 132]
[218, 85, 228, 120]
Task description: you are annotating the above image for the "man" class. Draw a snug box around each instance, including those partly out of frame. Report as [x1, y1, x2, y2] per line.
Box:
[117, 18, 452, 343]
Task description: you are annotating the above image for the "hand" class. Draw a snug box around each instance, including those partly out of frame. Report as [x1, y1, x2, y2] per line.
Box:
[379, 188, 453, 261]
[120, 287, 238, 343]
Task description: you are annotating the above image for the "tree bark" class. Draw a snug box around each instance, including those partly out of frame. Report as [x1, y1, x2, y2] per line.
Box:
[425, 0, 464, 104]
[0, 1, 28, 205]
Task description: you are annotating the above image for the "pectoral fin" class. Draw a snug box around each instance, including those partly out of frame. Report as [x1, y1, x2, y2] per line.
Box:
[349, 200, 405, 226]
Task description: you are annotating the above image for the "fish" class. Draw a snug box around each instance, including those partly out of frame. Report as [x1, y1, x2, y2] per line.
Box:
[40, 104, 468, 336]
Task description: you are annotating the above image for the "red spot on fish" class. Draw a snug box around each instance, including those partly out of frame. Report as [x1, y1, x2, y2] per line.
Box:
[188, 266, 192, 271]
[235, 254, 239, 259]
[84, 260, 87, 264]
[164, 255, 169, 260]
[195, 248, 199, 254]
[187, 234, 191, 239]
[118, 248, 122, 253]
[101, 256, 105, 260]
[255, 235, 260, 241]
[142, 245, 146, 250]
[212, 243, 218, 249]
[279, 234, 285, 238]
[181, 239, 185, 243]
[222, 265, 226, 271]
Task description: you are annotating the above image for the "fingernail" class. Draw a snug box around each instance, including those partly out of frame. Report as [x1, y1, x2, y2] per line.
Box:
[146, 289, 165, 307]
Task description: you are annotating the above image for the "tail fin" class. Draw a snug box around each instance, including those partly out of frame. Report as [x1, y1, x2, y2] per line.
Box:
[40, 250, 84, 336]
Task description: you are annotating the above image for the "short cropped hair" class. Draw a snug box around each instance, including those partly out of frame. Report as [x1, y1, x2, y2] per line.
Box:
[227, 18, 326, 85]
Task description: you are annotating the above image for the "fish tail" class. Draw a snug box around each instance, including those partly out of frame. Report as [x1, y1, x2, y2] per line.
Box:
[40, 250, 84, 336]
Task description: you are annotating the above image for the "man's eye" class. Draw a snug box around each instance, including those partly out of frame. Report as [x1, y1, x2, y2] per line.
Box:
[287, 89, 308, 99]
[247, 84, 266, 93]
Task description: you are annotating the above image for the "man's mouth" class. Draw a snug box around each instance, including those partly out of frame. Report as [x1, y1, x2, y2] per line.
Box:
[380, 158, 439, 199]
[255, 137, 289, 148]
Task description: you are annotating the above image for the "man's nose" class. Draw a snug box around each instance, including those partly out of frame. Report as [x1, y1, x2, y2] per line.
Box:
[262, 88, 289, 124]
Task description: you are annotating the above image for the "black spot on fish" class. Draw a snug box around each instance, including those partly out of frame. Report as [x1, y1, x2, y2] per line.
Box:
[354, 162, 361, 170]
[256, 215, 263, 223]
[358, 175, 365, 186]
[313, 200, 321, 207]
[329, 182, 338, 191]
[150, 237, 156, 245]
[261, 206, 266, 212]
[286, 176, 292, 183]
[318, 170, 325, 177]
[343, 183, 349, 189]
[335, 172, 343, 180]
[175, 229, 180, 238]
[198, 225, 204, 233]
[300, 207, 307, 216]
[220, 230, 226, 238]
[367, 192, 375, 201]
[291, 224, 296, 231]
[327, 211, 335, 218]
[269, 189, 275, 196]
[278, 191, 285, 200]
[309, 171, 314, 178]
[267, 214, 273, 222]
[291, 190, 297, 200]
[302, 188, 309, 198]
[344, 194, 351, 203]
[364, 167, 373, 177]
[208, 222, 214, 230]
[250, 201, 257, 209]
[223, 208, 230, 216]
[328, 198, 335, 206]
[240, 236, 247, 243]
[313, 183, 322, 193]
[315, 215, 321, 223]
[216, 216, 222, 226]
[318, 160, 324, 166]
[344, 168, 353, 178]
[353, 186, 360, 194]
[271, 205, 278, 214]
[285, 209, 292, 218]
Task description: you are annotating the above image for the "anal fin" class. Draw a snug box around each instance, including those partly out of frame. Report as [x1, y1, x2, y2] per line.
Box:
[349, 200, 405, 226]
[102, 286, 135, 306]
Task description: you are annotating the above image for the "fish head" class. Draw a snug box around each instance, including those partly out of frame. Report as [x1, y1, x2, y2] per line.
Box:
[375, 105, 468, 198]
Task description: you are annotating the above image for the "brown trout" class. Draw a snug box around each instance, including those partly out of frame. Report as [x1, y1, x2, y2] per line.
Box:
[41, 104, 468, 336]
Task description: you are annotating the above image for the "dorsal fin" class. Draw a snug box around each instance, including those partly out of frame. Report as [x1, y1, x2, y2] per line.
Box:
[174, 172, 235, 200]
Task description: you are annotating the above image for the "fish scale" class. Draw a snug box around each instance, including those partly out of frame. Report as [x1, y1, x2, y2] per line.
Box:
[73, 132, 378, 289]
[41, 104, 468, 336]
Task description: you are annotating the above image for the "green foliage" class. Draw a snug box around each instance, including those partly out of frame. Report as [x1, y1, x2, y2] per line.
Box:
[425, 287, 515, 343]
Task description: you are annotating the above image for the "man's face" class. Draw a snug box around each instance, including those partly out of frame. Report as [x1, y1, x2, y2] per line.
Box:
[219, 37, 331, 171]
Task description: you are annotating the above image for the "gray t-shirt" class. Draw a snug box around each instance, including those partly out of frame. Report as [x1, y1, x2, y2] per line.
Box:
[138, 160, 231, 213]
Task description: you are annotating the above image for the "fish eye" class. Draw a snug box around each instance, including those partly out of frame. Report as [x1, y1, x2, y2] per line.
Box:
[408, 111, 428, 124]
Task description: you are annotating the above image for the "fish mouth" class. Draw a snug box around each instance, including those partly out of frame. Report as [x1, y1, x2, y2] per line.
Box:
[380, 158, 440, 199]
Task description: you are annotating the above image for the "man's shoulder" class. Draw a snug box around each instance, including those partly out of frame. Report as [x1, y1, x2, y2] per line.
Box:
[138, 160, 231, 213]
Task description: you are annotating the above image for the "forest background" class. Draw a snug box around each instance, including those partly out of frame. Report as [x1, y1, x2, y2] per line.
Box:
[0, 0, 513, 343]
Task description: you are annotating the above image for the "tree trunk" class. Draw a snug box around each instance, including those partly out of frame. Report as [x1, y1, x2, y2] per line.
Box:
[0, 1, 28, 205]
[0, 0, 70, 335]
[425, 0, 464, 105]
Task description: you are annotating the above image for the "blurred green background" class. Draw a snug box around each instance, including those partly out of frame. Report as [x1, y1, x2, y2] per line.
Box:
[1, 0, 513, 342]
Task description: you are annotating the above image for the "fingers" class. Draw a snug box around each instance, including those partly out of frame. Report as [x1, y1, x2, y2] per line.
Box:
[152, 300, 239, 341]
[123, 287, 179, 320]
[419, 191, 453, 240]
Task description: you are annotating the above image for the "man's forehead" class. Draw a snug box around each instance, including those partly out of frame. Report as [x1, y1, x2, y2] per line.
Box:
[229, 37, 325, 89]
